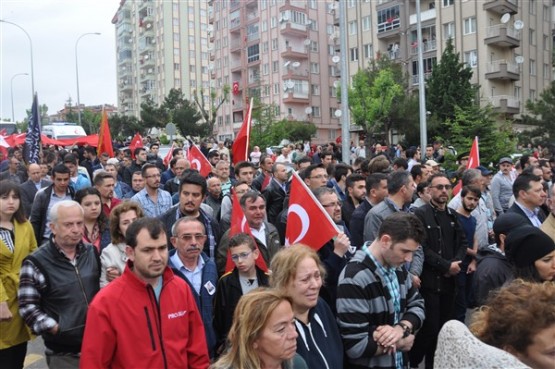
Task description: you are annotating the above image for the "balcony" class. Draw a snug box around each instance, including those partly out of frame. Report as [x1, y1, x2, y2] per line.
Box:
[490, 95, 520, 114]
[483, 0, 518, 15]
[232, 100, 244, 111]
[282, 91, 309, 104]
[280, 22, 308, 37]
[410, 39, 437, 55]
[230, 38, 243, 52]
[411, 72, 432, 85]
[377, 18, 401, 39]
[230, 0, 240, 10]
[485, 25, 520, 48]
[230, 17, 241, 31]
[282, 68, 309, 80]
[230, 59, 242, 72]
[409, 8, 436, 25]
[281, 45, 309, 59]
[485, 60, 520, 81]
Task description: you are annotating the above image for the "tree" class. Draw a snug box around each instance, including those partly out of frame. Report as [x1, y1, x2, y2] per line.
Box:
[161, 89, 204, 138]
[425, 38, 478, 140]
[446, 105, 515, 167]
[348, 56, 419, 146]
[521, 80, 555, 142]
[107, 113, 141, 139]
[81, 110, 101, 134]
[192, 85, 230, 138]
[25, 103, 48, 124]
[140, 97, 167, 132]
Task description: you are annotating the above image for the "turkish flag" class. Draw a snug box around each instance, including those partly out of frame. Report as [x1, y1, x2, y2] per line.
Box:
[224, 191, 269, 274]
[188, 144, 213, 178]
[261, 173, 272, 192]
[232, 81, 240, 95]
[97, 110, 114, 158]
[453, 136, 480, 196]
[129, 133, 143, 159]
[164, 142, 175, 167]
[285, 172, 339, 250]
[231, 98, 252, 164]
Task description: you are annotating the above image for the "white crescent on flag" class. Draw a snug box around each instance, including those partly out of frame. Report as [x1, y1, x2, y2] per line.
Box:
[285, 204, 310, 245]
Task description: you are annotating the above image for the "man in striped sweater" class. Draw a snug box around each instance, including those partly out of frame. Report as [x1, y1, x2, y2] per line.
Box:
[337, 212, 426, 369]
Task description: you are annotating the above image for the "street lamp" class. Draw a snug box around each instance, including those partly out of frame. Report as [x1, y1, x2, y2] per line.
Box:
[75, 32, 101, 130]
[10, 73, 29, 122]
[0, 19, 35, 99]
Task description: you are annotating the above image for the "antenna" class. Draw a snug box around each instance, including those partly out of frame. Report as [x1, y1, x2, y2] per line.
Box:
[500, 13, 511, 24]
[304, 38, 311, 46]
[515, 55, 524, 64]
[305, 107, 313, 114]
[514, 20, 524, 30]
[332, 55, 340, 63]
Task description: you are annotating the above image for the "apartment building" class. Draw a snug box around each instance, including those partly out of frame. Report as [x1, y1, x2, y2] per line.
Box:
[345, 0, 552, 120]
[112, 0, 210, 118]
[209, 0, 342, 142]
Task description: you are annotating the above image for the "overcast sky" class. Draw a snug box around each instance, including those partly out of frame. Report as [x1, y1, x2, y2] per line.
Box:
[1, 0, 118, 123]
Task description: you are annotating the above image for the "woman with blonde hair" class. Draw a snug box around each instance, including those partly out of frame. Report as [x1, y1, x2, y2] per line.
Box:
[270, 245, 344, 369]
[470, 279, 555, 369]
[211, 288, 307, 369]
[0, 181, 37, 368]
[99, 201, 144, 287]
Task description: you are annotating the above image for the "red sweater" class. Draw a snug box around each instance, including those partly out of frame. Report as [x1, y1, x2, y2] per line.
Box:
[80, 262, 209, 369]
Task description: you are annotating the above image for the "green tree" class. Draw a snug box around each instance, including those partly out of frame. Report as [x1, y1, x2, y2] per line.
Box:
[192, 85, 230, 138]
[25, 103, 49, 124]
[348, 56, 419, 145]
[521, 80, 555, 142]
[425, 38, 477, 140]
[140, 97, 167, 132]
[107, 113, 141, 139]
[161, 88, 204, 138]
[250, 103, 280, 149]
[81, 110, 101, 134]
[446, 105, 515, 167]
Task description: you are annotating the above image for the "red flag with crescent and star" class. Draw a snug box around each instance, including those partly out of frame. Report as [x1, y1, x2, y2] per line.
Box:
[129, 133, 143, 159]
[453, 136, 480, 196]
[224, 191, 269, 274]
[188, 144, 213, 178]
[285, 172, 339, 250]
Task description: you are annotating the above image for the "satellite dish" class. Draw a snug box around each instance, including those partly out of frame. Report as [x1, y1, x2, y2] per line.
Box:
[333, 80, 340, 88]
[332, 55, 340, 63]
[292, 61, 301, 68]
[304, 39, 311, 46]
[286, 81, 295, 89]
[284, 61, 291, 68]
[500, 13, 511, 24]
[514, 20, 524, 30]
[515, 55, 524, 64]
[334, 109, 342, 118]
[283, 84, 289, 92]
[144, 55, 149, 59]
[305, 107, 313, 114]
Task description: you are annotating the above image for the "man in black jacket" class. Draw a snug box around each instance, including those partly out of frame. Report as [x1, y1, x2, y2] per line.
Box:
[262, 162, 289, 225]
[20, 163, 51, 217]
[409, 173, 467, 369]
[507, 173, 547, 227]
[122, 147, 146, 186]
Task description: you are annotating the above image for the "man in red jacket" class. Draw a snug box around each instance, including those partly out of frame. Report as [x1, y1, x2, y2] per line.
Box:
[80, 218, 209, 369]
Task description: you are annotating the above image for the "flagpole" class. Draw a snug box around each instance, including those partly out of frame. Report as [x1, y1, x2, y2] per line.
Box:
[245, 98, 253, 161]
[290, 171, 340, 233]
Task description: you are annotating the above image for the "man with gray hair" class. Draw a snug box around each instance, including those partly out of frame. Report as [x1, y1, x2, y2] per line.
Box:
[19, 200, 100, 368]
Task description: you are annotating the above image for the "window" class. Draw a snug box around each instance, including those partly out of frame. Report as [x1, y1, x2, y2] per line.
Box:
[348, 0, 355, 8]
[464, 17, 476, 35]
[271, 16, 277, 28]
[442, 0, 454, 6]
[464, 50, 478, 68]
[309, 0, 317, 9]
[247, 44, 260, 63]
[350, 47, 359, 62]
[312, 106, 321, 117]
[328, 45, 335, 56]
[349, 20, 358, 35]
[363, 43, 373, 59]
[274, 83, 279, 94]
[529, 28, 536, 45]
[443, 22, 455, 39]
[311, 84, 320, 95]
[529, 59, 536, 75]
[529, 0, 535, 15]
[514, 86, 520, 99]
[327, 24, 334, 35]
[530, 89, 536, 100]
[362, 16, 371, 31]
[271, 38, 278, 50]
[262, 63, 269, 75]
[262, 42, 269, 53]
[544, 6, 550, 21]
[261, 21, 267, 32]
[309, 20, 317, 31]
[310, 62, 319, 74]
[272, 61, 279, 72]
[310, 41, 318, 52]
[544, 35, 550, 50]
[544, 63, 550, 79]
[377, 6, 400, 33]
[174, 63, 180, 71]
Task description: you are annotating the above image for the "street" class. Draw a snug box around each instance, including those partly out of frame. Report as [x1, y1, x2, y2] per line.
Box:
[24, 337, 46, 369]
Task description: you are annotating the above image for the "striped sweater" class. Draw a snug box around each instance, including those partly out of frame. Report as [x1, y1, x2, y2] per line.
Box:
[336, 250, 425, 369]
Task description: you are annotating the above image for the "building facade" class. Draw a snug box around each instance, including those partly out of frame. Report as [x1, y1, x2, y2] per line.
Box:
[345, 0, 553, 121]
[209, 0, 342, 143]
[112, 0, 211, 118]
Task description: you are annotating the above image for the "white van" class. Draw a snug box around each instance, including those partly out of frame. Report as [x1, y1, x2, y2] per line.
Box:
[42, 122, 87, 140]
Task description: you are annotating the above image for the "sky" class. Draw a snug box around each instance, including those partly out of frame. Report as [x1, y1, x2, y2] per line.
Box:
[1, 0, 118, 123]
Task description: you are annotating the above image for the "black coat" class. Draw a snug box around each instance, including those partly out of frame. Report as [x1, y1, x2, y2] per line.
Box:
[506, 202, 546, 226]
[262, 179, 288, 225]
[20, 179, 51, 217]
[473, 246, 514, 306]
[349, 199, 373, 248]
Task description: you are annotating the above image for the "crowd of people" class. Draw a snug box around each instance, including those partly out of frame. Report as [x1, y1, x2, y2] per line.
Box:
[0, 137, 554, 369]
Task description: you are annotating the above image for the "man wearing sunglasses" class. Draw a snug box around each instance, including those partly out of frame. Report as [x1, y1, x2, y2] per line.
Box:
[409, 173, 468, 369]
[168, 217, 218, 359]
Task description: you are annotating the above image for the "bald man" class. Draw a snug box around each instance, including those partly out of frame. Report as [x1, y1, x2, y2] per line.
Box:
[20, 163, 51, 217]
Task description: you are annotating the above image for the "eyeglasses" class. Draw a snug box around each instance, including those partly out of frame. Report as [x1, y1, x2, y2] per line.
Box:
[322, 201, 342, 208]
[310, 174, 329, 180]
[230, 251, 252, 262]
[430, 184, 452, 191]
[176, 233, 207, 242]
[145, 174, 161, 179]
